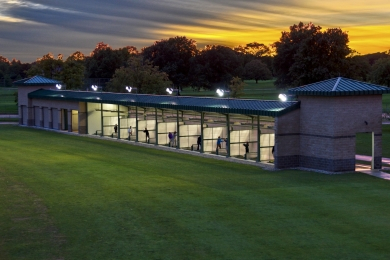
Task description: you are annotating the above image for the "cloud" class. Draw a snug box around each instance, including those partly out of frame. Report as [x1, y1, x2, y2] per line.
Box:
[0, 0, 389, 61]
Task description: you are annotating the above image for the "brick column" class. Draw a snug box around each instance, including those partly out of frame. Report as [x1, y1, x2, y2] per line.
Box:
[373, 133, 382, 169]
[39, 107, 44, 127]
[48, 108, 53, 129]
[68, 110, 72, 132]
[78, 102, 87, 134]
[19, 105, 23, 125]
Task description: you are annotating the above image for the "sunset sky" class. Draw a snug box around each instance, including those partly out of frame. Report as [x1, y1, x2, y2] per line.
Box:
[1, 0, 390, 62]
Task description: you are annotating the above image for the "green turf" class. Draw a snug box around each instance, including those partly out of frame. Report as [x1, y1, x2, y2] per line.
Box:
[0, 118, 18, 122]
[356, 125, 390, 157]
[382, 94, 390, 113]
[1, 125, 390, 259]
[0, 88, 18, 114]
[181, 80, 281, 100]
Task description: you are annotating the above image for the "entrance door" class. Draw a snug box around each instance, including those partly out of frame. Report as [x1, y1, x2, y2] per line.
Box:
[72, 110, 79, 132]
[63, 109, 68, 131]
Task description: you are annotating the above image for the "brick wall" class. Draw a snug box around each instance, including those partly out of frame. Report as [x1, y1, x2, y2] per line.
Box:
[298, 95, 382, 172]
[274, 109, 300, 168]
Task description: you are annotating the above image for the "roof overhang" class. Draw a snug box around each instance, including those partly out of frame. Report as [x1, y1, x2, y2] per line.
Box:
[28, 89, 300, 117]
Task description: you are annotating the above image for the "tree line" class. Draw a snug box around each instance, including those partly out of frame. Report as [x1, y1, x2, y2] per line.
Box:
[1, 22, 390, 94]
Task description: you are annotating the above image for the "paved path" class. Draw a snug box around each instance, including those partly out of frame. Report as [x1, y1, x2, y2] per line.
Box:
[356, 154, 390, 180]
[0, 114, 18, 124]
[0, 114, 18, 118]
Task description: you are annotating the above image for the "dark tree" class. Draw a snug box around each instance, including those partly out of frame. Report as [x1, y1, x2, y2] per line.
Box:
[344, 53, 371, 81]
[61, 51, 86, 90]
[189, 45, 242, 90]
[369, 57, 390, 87]
[0, 56, 31, 87]
[107, 56, 171, 94]
[234, 42, 274, 76]
[142, 36, 197, 89]
[273, 22, 351, 88]
[244, 59, 272, 83]
[27, 53, 63, 80]
[85, 42, 138, 80]
[363, 51, 390, 65]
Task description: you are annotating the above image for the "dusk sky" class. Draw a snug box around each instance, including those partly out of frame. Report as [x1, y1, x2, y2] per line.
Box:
[1, 0, 390, 62]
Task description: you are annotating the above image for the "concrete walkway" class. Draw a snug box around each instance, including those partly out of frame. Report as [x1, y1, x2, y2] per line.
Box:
[0, 114, 18, 124]
[0, 114, 18, 118]
[356, 154, 390, 180]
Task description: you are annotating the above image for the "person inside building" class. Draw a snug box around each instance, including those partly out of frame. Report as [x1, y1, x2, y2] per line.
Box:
[217, 136, 223, 151]
[197, 135, 202, 150]
[143, 127, 150, 142]
[128, 126, 132, 139]
[173, 131, 177, 146]
[168, 132, 173, 146]
[243, 142, 249, 155]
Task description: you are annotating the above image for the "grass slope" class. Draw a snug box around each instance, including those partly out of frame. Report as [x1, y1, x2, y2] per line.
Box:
[0, 88, 18, 114]
[356, 125, 390, 157]
[180, 80, 280, 100]
[1, 125, 390, 259]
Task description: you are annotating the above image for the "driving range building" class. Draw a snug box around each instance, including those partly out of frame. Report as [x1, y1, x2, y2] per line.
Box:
[16, 76, 390, 173]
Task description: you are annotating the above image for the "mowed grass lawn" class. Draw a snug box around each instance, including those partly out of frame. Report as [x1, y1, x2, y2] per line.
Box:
[1, 125, 390, 259]
[0, 88, 18, 114]
[180, 80, 280, 100]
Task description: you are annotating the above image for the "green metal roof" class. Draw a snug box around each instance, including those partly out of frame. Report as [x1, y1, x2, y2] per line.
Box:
[288, 77, 390, 96]
[14, 76, 62, 86]
[28, 89, 300, 117]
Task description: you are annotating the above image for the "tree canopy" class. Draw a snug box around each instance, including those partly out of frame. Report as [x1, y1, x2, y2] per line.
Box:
[189, 45, 242, 90]
[61, 52, 86, 90]
[273, 22, 351, 88]
[107, 56, 172, 94]
[142, 36, 197, 89]
[85, 42, 138, 79]
[27, 53, 63, 80]
[4, 31, 389, 93]
[369, 56, 390, 87]
[244, 59, 272, 83]
[229, 77, 245, 98]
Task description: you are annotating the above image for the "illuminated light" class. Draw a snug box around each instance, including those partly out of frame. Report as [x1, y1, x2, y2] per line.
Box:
[216, 89, 224, 97]
[56, 84, 62, 89]
[166, 88, 173, 94]
[278, 94, 287, 102]
[125, 86, 138, 93]
[216, 89, 230, 97]
[91, 85, 98, 91]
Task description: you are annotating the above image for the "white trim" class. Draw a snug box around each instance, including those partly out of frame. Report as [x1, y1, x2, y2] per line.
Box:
[332, 77, 341, 91]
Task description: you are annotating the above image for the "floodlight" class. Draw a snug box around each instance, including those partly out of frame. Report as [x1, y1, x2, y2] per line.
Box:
[216, 89, 230, 97]
[278, 93, 287, 102]
[91, 85, 98, 91]
[126, 86, 138, 93]
[216, 89, 224, 97]
[56, 84, 62, 90]
[166, 88, 173, 95]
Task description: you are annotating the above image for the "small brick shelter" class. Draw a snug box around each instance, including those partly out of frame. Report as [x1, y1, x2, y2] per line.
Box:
[274, 77, 390, 172]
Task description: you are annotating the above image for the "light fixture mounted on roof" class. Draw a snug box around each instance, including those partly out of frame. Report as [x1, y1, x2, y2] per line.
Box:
[216, 89, 230, 97]
[278, 93, 287, 102]
[278, 93, 296, 102]
[125, 86, 138, 93]
[91, 85, 102, 91]
[166, 88, 179, 96]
